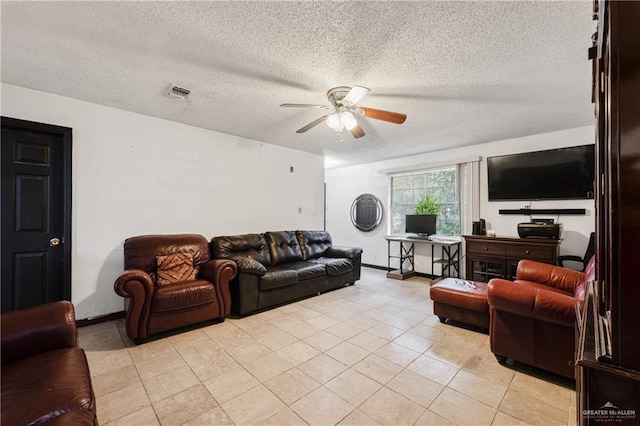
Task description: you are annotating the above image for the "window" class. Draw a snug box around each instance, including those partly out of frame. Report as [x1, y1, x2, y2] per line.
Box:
[390, 168, 461, 236]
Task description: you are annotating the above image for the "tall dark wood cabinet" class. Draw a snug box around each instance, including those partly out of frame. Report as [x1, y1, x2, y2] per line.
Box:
[576, 0, 640, 423]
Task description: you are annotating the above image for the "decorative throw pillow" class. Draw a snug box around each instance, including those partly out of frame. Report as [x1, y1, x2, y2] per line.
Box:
[156, 253, 196, 285]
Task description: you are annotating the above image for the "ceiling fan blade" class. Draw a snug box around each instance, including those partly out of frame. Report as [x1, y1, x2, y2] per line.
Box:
[296, 115, 328, 133]
[281, 103, 332, 109]
[360, 107, 407, 124]
[349, 123, 365, 139]
[342, 85, 371, 106]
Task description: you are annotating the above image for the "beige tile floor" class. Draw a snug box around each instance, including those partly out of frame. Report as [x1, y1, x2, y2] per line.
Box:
[80, 268, 577, 425]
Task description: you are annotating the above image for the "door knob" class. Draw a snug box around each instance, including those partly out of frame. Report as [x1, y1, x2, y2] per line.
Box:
[50, 237, 61, 246]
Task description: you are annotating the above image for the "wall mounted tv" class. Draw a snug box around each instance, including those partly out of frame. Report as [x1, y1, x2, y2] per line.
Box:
[487, 144, 595, 201]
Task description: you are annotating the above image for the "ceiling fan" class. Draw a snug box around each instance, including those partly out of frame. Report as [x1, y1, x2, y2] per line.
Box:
[280, 86, 407, 139]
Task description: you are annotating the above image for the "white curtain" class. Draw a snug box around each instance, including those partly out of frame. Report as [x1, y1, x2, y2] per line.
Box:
[458, 160, 481, 278]
[458, 160, 481, 235]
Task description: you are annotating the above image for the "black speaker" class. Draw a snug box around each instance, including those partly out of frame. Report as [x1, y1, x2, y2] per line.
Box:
[472, 221, 482, 235]
[479, 218, 486, 234]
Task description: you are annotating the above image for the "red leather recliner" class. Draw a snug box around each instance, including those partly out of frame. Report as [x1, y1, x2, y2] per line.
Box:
[487, 256, 595, 378]
[114, 234, 237, 343]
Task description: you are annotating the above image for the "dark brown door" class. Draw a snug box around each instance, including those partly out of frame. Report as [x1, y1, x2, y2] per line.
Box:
[1, 117, 72, 313]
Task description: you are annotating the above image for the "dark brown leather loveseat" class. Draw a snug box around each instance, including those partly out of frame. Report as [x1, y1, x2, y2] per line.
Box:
[211, 230, 362, 315]
[1, 301, 97, 425]
[487, 256, 595, 378]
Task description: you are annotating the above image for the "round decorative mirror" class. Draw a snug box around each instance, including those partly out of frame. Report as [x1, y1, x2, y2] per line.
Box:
[351, 194, 383, 232]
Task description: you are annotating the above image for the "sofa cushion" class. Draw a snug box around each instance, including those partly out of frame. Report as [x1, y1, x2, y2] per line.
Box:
[212, 233, 272, 266]
[265, 231, 304, 265]
[296, 230, 332, 260]
[285, 261, 327, 281]
[260, 267, 299, 290]
[1, 348, 95, 425]
[151, 280, 216, 312]
[156, 253, 197, 285]
[310, 257, 353, 275]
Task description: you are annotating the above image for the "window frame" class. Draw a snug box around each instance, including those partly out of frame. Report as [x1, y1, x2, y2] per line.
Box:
[388, 166, 461, 237]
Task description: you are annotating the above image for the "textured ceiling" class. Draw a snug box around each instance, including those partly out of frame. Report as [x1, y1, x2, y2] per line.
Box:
[1, 1, 595, 168]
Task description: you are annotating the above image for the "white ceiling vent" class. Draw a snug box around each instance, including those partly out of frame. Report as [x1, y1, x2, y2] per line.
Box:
[167, 84, 191, 100]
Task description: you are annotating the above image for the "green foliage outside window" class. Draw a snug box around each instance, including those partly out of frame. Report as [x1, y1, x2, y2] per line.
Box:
[414, 194, 440, 215]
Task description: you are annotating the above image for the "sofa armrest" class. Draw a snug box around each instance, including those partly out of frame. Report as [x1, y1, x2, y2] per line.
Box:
[326, 246, 363, 260]
[199, 259, 238, 283]
[488, 279, 579, 327]
[114, 269, 155, 299]
[226, 256, 267, 276]
[488, 278, 537, 317]
[199, 259, 238, 316]
[1, 300, 78, 366]
[114, 269, 155, 341]
[516, 259, 585, 293]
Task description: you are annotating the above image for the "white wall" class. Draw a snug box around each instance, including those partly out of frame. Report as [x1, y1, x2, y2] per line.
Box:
[1, 83, 325, 319]
[326, 126, 595, 274]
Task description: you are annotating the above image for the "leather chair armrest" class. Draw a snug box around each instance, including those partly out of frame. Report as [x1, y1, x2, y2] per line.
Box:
[516, 259, 585, 293]
[199, 259, 238, 283]
[488, 278, 537, 318]
[488, 278, 579, 327]
[224, 256, 266, 276]
[1, 300, 77, 366]
[199, 259, 238, 317]
[114, 269, 155, 298]
[114, 269, 155, 341]
[326, 246, 363, 260]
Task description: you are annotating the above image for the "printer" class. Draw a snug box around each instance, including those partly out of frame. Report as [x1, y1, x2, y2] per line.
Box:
[517, 220, 562, 239]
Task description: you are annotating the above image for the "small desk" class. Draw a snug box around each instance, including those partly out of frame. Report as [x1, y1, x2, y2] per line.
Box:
[385, 235, 462, 280]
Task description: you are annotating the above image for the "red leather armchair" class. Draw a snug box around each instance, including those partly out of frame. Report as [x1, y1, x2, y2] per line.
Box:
[487, 256, 595, 378]
[114, 234, 237, 343]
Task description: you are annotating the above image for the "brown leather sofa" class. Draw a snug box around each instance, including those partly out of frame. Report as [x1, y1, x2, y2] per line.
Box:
[487, 256, 595, 378]
[1, 301, 97, 425]
[114, 234, 237, 343]
[211, 230, 362, 315]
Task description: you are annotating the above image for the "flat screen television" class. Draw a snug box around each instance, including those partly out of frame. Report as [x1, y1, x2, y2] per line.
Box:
[487, 144, 595, 201]
[406, 214, 437, 236]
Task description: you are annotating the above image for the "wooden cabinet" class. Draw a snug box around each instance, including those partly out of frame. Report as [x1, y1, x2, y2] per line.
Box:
[591, 0, 640, 375]
[576, 281, 640, 425]
[463, 235, 559, 282]
[576, 1, 640, 423]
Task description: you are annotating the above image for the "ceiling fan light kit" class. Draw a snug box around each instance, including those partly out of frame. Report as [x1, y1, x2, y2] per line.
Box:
[339, 111, 358, 130]
[281, 85, 407, 139]
[326, 113, 344, 131]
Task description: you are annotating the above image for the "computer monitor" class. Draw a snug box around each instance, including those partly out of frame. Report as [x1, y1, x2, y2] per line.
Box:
[405, 215, 436, 236]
